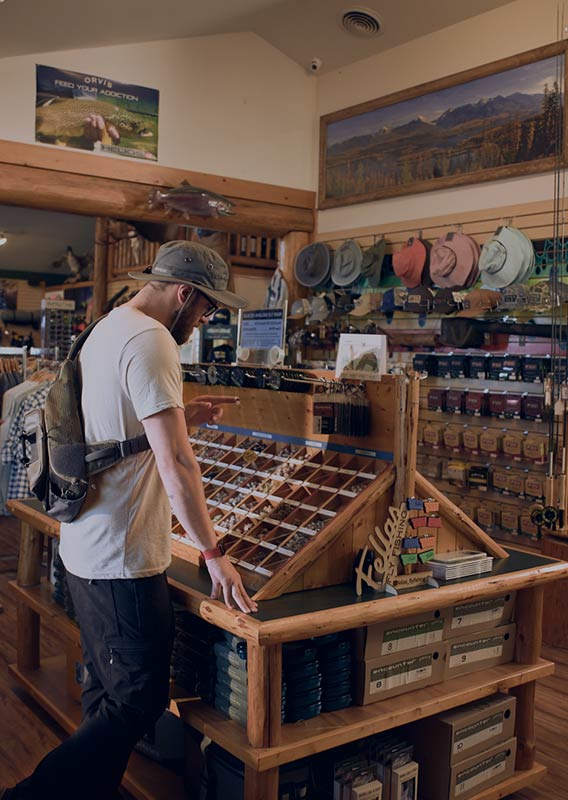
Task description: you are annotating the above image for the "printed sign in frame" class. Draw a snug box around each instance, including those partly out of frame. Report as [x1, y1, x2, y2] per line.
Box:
[36, 65, 159, 161]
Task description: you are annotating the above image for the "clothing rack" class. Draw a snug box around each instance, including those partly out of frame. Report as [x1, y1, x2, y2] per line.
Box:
[0, 347, 28, 379]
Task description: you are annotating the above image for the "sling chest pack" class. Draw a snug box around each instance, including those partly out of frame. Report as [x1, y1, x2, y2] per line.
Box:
[21, 317, 150, 523]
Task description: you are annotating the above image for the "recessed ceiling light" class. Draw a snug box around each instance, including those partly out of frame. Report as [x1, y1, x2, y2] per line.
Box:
[0, 235, 7, 246]
[340, 7, 382, 38]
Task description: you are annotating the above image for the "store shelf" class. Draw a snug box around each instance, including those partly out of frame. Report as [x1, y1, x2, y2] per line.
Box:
[44, 281, 95, 291]
[178, 660, 554, 771]
[422, 376, 544, 393]
[418, 443, 548, 472]
[230, 255, 277, 269]
[8, 656, 186, 800]
[9, 580, 80, 644]
[468, 763, 546, 799]
[420, 408, 548, 432]
[489, 530, 542, 552]
[429, 478, 536, 507]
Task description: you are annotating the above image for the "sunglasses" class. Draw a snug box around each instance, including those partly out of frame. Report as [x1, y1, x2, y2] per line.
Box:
[198, 293, 220, 318]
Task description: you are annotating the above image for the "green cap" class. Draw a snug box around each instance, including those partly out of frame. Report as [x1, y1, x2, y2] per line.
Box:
[129, 240, 248, 309]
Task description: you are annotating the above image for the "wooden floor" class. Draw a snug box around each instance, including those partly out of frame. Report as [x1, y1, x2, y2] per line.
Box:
[0, 517, 566, 798]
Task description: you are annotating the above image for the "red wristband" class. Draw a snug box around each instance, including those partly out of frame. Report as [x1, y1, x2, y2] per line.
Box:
[201, 542, 225, 561]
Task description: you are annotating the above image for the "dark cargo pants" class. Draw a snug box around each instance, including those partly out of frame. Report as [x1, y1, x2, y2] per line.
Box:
[8, 570, 174, 800]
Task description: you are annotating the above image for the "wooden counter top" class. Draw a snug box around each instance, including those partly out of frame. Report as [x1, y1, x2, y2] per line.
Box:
[9, 498, 568, 645]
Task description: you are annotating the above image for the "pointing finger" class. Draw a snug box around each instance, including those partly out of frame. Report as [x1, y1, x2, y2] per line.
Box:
[197, 396, 240, 406]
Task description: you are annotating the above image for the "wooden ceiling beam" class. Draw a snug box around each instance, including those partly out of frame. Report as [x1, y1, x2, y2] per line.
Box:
[0, 139, 315, 211]
[0, 161, 314, 236]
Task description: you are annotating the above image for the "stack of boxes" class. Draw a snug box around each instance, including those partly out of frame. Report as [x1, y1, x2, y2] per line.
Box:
[399, 498, 441, 576]
[354, 593, 516, 706]
[333, 735, 419, 800]
[170, 608, 217, 701]
[410, 693, 517, 799]
[213, 632, 251, 725]
[283, 634, 353, 722]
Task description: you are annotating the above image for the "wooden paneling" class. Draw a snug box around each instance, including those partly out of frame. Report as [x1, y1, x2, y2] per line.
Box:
[316, 198, 567, 251]
[542, 536, 568, 648]
[183, 375, 397, 458]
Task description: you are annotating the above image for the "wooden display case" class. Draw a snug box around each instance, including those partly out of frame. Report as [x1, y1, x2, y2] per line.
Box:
[6, 498, 568, 800]
[179, 372, 508, 601]
[6, 368, 567, 800]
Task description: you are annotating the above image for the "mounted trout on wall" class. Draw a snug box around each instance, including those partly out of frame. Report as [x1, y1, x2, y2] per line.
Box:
[148, 181, 235, 219]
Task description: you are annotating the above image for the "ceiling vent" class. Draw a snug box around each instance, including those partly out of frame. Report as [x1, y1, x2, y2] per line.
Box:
[341, 8, 382, 38]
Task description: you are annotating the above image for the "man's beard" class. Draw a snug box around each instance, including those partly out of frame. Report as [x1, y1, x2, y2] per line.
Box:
[170, 304, 198, 345]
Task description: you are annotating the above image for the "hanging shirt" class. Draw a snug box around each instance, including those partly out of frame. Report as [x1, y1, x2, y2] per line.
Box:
[1, 383, 50, 503]
[59, 306, 184, 580]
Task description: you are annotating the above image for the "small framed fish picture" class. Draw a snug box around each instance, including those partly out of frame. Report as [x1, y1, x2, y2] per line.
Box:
[36, 65, 159, 161]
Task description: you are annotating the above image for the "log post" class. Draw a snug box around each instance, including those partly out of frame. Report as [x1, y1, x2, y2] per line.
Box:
[511, 586, 544, 770]
[93, 217, 108, 320]
[403, 373, 420, 499]
[17, 522, 43, 587]
[16, 521, 43, 671]
[279, 231, 311, 309]
[244, 766, 279, 800]
[268, 644, 282, 746]
[393, 374, 407, 507]
[247, 643, 271, 748]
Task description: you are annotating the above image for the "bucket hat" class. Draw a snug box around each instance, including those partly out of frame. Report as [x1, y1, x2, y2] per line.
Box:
[392, 238, 428, 288]
[331, 240, 363, 287]
[129, 240, 248, 309]
[307, 295, 332, 324]
[361, 238, 386, 287]
[288, 298, 311, 319]
[430, 233, 480, 290]
[294, 242, 332, 288]
[479, 226, 535, 289]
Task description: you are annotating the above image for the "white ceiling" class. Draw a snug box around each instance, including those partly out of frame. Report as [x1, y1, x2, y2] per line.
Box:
[0, 205, 95, 276]
[0, 0, 515, 73]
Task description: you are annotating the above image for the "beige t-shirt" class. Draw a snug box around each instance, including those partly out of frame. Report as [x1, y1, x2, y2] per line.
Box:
[59, 306, 184, 579]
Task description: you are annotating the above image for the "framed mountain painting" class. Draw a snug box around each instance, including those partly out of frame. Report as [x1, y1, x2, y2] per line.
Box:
[319, 41, 567, 209]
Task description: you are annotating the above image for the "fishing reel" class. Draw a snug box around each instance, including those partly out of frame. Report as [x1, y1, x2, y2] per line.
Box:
[529, 501, 559, 530]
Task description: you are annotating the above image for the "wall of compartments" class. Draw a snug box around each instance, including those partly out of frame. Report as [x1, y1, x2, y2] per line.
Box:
[172, 428, 389, 594]
[414, 352, 554, 551]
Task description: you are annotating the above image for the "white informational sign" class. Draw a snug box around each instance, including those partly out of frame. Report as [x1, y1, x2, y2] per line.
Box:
[237, 307, 286, 366]
[335, 334, 387, 381]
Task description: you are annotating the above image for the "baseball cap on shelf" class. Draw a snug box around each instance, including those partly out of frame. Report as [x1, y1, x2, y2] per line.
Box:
[128, 240, 248, 309]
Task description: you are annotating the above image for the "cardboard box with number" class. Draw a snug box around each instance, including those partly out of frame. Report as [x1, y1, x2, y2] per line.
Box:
[447, 593, 515, 638]
[410, 693, 516, 765]
[354, 609, 450, 660]
[444, 625, 516, 679]
[416, 737, 517, 800]
[355, 643, 446, 705]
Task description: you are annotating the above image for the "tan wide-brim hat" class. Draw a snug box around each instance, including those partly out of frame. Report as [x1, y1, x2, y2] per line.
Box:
[430, 233, 480, 290]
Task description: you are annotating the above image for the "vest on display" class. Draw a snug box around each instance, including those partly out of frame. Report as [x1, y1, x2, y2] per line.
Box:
[21, 316, 151, 523]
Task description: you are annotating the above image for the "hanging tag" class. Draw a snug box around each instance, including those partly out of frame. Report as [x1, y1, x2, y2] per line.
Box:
[313, 401, 335, 434]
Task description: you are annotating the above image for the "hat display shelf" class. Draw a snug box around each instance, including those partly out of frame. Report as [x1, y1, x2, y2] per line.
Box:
[177, 371, 508, 600]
